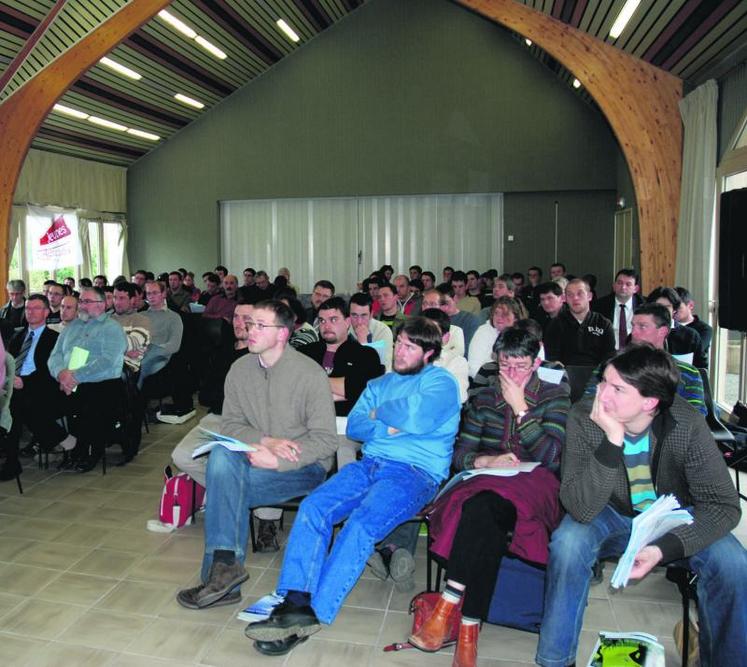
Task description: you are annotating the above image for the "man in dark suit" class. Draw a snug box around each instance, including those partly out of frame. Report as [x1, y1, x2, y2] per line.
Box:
[647, 287, 707, 368]
[592, 268, 643, 350]
[0, 294, 66, 480]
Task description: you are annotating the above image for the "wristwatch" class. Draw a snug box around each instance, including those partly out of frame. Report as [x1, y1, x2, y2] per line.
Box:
[516, 409, 528, 423]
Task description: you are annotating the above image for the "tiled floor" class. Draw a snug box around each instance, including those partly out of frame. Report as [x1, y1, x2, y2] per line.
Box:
[1, 415, 745, 667]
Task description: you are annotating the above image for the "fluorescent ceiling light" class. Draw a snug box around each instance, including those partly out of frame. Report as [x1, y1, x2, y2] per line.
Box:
[53, 103, 88, 119]
[158, 9, 197, 39]
[88, 116, 127, 131]
[195, 36, 227, 60]
[572, 78, 581, 89]
[127, 128, 160, 141]
[609, 0, 641, 39]
[524, 38, 532, 46]
[174, 93, 205, 109]
[276, 19, 300, 43]
[99, 56, 142, 80]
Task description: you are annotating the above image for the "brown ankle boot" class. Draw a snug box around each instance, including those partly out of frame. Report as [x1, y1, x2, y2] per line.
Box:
[409, 597, 458, 652]
[452, 622, 479, 667]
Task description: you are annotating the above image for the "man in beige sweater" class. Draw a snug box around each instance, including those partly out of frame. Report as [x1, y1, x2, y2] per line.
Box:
[177, 299, 338, 611]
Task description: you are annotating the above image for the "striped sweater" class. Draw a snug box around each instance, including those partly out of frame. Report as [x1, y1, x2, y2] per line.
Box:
[454, 373, 570, 473]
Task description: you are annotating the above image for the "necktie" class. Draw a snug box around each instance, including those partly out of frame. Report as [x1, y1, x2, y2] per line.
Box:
[15, 329, 34, 375]
[618, 304, 627, 349]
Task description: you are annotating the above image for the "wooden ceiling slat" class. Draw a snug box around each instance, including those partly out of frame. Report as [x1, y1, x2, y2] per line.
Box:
[586, 0, 614, 38]
[578, 0, 601, 32]
[673, 13, 747, 79]
[625, 0, 684, 57]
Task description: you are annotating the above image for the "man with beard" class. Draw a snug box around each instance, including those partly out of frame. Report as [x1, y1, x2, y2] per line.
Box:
[245, 317, 461, 656]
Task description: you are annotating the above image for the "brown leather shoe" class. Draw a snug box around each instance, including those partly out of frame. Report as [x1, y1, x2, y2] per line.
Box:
[452, 622, 479, 667]
[409, 597, 458, 652]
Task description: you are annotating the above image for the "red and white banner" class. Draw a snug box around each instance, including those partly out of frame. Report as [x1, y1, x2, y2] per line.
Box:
[26, 206, 82, 270]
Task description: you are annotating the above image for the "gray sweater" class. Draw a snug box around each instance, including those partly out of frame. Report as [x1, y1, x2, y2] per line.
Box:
[221, 346, 338, 473]
[560, 394, 740, 563]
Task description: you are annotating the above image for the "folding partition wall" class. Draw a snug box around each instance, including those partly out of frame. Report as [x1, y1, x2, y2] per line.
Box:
[220, 193, 503, 294]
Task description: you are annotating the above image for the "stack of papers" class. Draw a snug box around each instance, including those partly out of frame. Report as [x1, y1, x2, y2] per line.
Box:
[237, 592, 285, 622]
[610, 494, 693, 589]
[435, 462, 541, 501]
[191, 428, 257, 458]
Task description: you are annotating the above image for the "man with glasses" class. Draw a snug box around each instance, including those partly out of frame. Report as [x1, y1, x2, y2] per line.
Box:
[1, 294, 65, 481]
[141, 280, 183, 382]
[42, 282, 65, 324]
[48, 287, 127, 472]
[176, 299, 338, 611]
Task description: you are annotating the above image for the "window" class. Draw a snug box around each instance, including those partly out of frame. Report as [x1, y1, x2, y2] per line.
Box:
[713, 116, 747, 410]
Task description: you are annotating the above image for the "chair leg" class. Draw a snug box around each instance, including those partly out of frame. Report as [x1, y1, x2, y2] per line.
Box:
[102, 448, 107, 476]
[249, 511, 258, 552]
[681, 586, 690, 667]
[15, 473, 23, 495]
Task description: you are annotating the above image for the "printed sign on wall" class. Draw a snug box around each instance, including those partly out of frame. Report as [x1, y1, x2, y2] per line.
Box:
[26, 206, 83, 269]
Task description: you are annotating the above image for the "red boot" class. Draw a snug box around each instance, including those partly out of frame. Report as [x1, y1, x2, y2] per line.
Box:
[452, 621, 479, 667]
[409, 597, 458, 652]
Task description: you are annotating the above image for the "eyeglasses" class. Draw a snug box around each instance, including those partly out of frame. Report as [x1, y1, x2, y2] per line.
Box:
[79, 299, 103, 305]
[498, 362, 533, 373]
[244, 320, 284, 331]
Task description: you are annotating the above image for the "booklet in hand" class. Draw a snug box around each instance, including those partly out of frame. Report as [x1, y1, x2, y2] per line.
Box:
[434, 462, 541, 501]
[191, 428, 257, 459]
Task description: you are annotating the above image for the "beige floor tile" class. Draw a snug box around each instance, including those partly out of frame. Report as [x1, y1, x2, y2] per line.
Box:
[64, 507, 146, 531]
[1, 598, 85, 639]
[376, 610, 414, 649]
[95, 579, 177, 616]
[0, 632, 47, 665]
[99, 491, 155, 512]
[36, 572, 119, 606]
[34, 500, 99, 523]
[54, 486, 112, 506]
[316, 606, 386, 645]
[1, 515, 71, 540]
[70, 548, 143, 578]
[97, 528, 170, 554]
[12, 539, 94, 570]
[22, 642, 117, 667]
[0, 591, 25, 620]
[154, 534, 206, 561]
[124, 617, 220, 661]
[0, 495, 54, 516]
[124, 554, 200, 584]
[0, 562, 63, 595]
[343, 576, 394, 611]
[473, 623, 539, 661]
[0, 536, 36, 562]
[61, 609, 151, 651]
[579, 597, 618, 632]
[111, 653, 195, 667]
[370, 648, 455, 666]
[49, 523, 111, 548]
[288, 637, 374, 665]
[610, 568, 680, 603]
[611, 599, 681, 639]
[199, 625, 284, 666]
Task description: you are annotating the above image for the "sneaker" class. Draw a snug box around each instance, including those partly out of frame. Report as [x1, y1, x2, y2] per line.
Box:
[244, 599, 321, 642]
[367, 548, 392, 580]
[389, 548, 416, 593]
[256, 520, 280, 553]
[176, 561, 249, 609]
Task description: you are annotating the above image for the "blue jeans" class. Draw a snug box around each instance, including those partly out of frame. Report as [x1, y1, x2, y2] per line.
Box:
[276, 456, 438, 624]
[201, 446, 327, 583]
[536, 505, 747, 667]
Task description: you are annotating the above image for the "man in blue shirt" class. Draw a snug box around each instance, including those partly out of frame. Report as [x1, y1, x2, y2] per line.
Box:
[245, 317, 461, 656]
[48, 286, 127, 473]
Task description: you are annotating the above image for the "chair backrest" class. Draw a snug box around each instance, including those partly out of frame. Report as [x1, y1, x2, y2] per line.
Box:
[565, 365, 595, 403]
[697, 367, 735, 444]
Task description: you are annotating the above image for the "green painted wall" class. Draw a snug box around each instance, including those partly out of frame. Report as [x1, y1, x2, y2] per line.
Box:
[127, 0, 622, 279]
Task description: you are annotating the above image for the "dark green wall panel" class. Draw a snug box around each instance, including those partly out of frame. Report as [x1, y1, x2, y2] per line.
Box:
[127, 0, 622, 277]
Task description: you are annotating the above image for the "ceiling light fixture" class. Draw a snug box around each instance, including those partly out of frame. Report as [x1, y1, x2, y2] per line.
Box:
[99, 56, 142, 80]
[609, 0, 641, 39]
[276, 19, 300, 43]
[158, 10, 197, 39]
[573, 78, 581, 89]
[127, 128, 160, 141]
[88, 116, 127, 131]
[525, 38, 532, 46]
[52, 103, 88, 119]
[195, 36, 227, 60]
[174, 93, 205, 109]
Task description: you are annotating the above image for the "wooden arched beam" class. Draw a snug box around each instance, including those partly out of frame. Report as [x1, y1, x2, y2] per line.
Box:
[0, 0, 172, 283]
[458, 0, 683, 292]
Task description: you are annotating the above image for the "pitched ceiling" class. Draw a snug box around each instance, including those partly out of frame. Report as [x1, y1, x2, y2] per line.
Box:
[0, 0, 745, 167]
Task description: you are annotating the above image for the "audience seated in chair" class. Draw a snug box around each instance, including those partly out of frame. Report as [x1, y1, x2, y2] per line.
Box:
[413, 327, 569, 667]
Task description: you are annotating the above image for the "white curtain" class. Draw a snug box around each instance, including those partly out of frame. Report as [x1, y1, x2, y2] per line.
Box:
[221, 193, 503, 294]
[675, 80, 718, 314]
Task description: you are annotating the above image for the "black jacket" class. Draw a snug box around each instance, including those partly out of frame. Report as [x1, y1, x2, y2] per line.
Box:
[9, 325, 60, 403]
[544, 309, 615, 367]
[667, 324, 707, 369]
[592, 292, 643, 322]
[298, 338, 384, 416]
